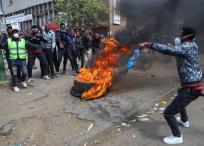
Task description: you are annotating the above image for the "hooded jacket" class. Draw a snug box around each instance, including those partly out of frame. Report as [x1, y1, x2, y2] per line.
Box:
[152, 42, 203, 84]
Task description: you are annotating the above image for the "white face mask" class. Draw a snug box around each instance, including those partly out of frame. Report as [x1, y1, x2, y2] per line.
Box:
[174, 33, 194, 45]
[13, 33, 20, 39]
[174, 37, 181, 45]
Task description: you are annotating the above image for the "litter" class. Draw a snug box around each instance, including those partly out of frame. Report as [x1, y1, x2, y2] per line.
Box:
[130, 119, 137, 123]
[137, 117, 150, 122]
[154, 103, 160, 107]
[116, 127, 123, 133]
[159, 107, 165, 114]
[161, 101, 167, 105]
[149, 106, 158, 113]
[121, 123, 127, 127]
[87, 124, 94, 133]
[136, 114, 148, 118]
[84, 142, 87, 146]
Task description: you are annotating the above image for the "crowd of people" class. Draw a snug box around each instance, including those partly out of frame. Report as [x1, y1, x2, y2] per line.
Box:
[0, 23, 105, 92]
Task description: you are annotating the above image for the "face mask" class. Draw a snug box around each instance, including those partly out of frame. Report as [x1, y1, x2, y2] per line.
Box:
[175, 33, 194, 45]
[13, 33, 20, 39]
[174, 37, 181, 45]
[32, 28, 38, 33]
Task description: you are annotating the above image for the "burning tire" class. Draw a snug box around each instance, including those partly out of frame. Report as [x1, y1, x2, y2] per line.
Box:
[70, 38, 132, 100]
[70, 80, 96, 98]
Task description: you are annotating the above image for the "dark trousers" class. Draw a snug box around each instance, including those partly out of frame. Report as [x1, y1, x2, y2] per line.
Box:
[54, 48, 78, 72]
[78, 47, 85, 68]
[10, 60, 27, 87]
[27, 53, 48, 78]
[164, 87, 201, 137]
[43, 49, 55, 76]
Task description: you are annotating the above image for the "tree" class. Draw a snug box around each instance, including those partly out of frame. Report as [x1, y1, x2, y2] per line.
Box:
[54, 0, 108, 27]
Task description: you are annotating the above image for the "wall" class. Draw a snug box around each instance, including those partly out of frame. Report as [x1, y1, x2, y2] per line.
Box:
[2, 0, 53, 14]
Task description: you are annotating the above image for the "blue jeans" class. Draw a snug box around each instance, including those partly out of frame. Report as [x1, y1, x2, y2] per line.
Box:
[10, 60, 27, 87]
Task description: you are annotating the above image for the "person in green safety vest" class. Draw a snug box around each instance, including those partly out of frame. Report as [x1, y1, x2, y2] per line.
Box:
[4, 29, 28, 92]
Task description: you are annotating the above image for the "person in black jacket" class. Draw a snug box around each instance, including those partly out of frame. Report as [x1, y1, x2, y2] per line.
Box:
[55, 23, 68, 76]
[27, 25, 50, 82]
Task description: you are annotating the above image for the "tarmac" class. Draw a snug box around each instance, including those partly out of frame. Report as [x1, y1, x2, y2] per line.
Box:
[0, 53, 203, 146]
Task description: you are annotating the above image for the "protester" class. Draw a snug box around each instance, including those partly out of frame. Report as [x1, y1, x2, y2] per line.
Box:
[4, 29, 28, 92]
[92, 33, 101, 54]
[66, 29, 79, 74]
[27, 25, 50, 83]
[136, 27, 203, 145]
[1, 26, 13, 71]
[55, 23, 69, 76]
[75, 30, 87, 68]
[43, 24, 56, 78]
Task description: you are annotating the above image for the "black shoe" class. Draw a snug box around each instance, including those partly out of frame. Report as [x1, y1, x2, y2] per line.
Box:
[51, 75, 55, 79]
[63, 70, 66, 74]
[76, 70, 80, 74]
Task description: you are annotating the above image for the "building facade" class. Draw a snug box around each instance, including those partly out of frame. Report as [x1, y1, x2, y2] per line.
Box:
[109, 0, 126, 36]
[1, 0, 55, 31]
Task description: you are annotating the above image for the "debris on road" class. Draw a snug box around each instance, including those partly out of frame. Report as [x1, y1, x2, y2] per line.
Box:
[84, 142, 88, 146]
[28, 92, 33, 95]
[121, 123, 127, 127]
[130, 119, 137, 123]
[0, 123, 13, 136]
[135, 114, 148, 118]
[161, 101, 167, 105]
[87, 123, 94, 133]
[159, 107, 165, 114]
[116, 127, 124, 134]
[94, 139, 102, 144]
[137, 117, 150, 122]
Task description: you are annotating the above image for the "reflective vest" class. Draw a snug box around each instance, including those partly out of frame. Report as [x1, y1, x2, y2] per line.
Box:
[8, 38, 27, 60]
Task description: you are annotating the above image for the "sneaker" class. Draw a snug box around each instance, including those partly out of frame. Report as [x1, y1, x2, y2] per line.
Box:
[56, 72, 60, 77]
[13, 86, 20, 92]
[21, 82, 27, 88]
[27, 78, 34, 83]
[176, 117, 190, 128]
[163, 135, 183, 145]
[43, 75, 51, 80]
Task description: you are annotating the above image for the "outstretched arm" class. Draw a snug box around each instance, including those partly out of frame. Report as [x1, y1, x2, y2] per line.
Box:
[139, 42, 186, 56]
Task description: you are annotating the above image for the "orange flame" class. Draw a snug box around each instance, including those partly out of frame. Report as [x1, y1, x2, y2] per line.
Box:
[76, 38, 132, 99]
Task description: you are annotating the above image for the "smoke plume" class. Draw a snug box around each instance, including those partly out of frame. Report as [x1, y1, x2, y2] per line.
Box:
[116, 0, 204, 52]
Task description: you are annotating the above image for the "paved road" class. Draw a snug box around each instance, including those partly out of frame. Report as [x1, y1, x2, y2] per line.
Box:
[87, 94, 204, 146]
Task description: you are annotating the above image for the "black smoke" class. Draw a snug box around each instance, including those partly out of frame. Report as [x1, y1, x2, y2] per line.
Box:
[115, 0, 204, 52]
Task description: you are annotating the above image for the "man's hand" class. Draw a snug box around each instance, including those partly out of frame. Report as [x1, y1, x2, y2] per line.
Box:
[138, 42, 153, 49]
[52, 48, 55, 53]
[60, 42, 64, 48]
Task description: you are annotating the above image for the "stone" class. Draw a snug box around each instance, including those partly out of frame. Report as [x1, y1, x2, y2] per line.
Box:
[0, 124, 13, 136]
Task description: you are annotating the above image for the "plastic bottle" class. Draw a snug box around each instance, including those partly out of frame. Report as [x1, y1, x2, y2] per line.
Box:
[127, 49, 141, 70]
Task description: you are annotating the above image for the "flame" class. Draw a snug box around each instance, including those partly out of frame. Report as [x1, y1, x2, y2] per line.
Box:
[76, 38, 132, 99]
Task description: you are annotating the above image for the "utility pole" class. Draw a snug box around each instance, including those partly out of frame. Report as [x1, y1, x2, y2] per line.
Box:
[0, 0, 6, 32]
[0, 0, 7, 82]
